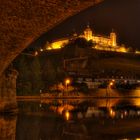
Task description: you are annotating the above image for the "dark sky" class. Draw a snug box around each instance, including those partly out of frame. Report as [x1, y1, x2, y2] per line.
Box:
[29, 0, 140, 50]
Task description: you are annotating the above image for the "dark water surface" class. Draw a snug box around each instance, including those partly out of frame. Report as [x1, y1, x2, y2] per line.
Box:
[1, 98, 140, 140]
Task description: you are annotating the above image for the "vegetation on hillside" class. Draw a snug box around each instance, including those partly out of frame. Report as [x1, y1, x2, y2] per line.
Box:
[13, 37, 140, 95]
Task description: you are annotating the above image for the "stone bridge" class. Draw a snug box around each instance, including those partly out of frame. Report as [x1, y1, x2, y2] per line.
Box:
[0, 0, 103, 76]
[0, 0, 103, 111]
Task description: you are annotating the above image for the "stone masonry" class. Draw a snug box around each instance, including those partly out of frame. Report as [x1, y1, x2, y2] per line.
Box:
[0, 68, 18, 112]
[0, 0, 103, 76]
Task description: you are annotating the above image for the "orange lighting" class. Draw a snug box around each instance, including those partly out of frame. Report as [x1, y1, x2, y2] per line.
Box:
[117, 47, 127, 53]
[34, 51, 38, 56]
[135, 51, 140, 54]
[46, 47, 52, 50]
[112, 79, 115, 82]
[109, 109, 116, 118]
[65, 79, 71, 85]
[65, 110, 70, 121]
[109, 82, 114, 86]
[40, 48, 43, 52]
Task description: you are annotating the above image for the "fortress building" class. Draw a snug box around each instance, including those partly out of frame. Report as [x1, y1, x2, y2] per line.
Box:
[46, 25, 127, 52]
[80, 25, 117, 47]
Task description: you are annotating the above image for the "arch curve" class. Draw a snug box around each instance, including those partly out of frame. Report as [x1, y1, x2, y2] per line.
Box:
[0, 0, 103, 76]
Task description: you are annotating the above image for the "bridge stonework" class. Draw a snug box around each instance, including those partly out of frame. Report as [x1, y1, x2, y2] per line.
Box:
[0, 69, 18, 112]
[0, 0, 103, 76]
[0, 0, 103, 111]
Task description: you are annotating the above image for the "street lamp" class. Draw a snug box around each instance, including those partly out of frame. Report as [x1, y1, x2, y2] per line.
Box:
[65, 78, 71, 96]
[65, 110, 70, 121]
[109, 81, 114, 87]
[65, 79, 70, 87]
[21, 51, 38, 57]
[34, 51, 38, 56]
[106, 80, 115, 97]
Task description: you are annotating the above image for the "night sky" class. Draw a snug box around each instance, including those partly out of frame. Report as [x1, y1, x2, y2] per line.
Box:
[29, 0, 140, 50]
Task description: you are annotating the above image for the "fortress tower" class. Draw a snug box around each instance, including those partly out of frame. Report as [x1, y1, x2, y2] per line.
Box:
[84, 25, 93, 41]
[46, 25, 122, 52]
[110, 30, 117, 47]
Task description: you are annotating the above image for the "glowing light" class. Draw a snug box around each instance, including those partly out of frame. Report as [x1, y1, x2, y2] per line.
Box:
[112, 79, 115, 82]
[65, 78, 71, 86]
[117, 47, 127, 53]
[121, 113, 124, 119]
[43, 26, 131, 54]
[49, 39, 68, 50]
[124, 111, 128, 116]
[102, 138, 140, 140]
[46, 47, 52, 50]
[43, 26, 130, 54]
[109, 82, 114, 86]
[135, 50, 140, 54]
[109, 109, 115, 118]
[34, 51, 38, 56]
[65, 110, 70, 121]
[131, 98, 140, 106]
[66, 79, 70, 85]
[40, 48, 43, 52]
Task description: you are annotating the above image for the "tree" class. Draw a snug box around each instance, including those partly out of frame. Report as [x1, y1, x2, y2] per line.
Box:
[42, 59, 56, 87]
[30, 57, 43, 94]
[17, 55, 32, 95]
[62, 37, 94, 58]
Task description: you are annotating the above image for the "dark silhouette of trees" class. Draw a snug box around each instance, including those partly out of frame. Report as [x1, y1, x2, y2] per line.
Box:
[30, 57, 44, 94]
[16, 55, 32, 95]
[62, 37, 94, 58]
[42, 59, 56, 87]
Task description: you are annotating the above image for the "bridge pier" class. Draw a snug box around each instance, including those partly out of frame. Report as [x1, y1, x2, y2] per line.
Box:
[0, 115, 17, 140]
[0, 68, 18, 112]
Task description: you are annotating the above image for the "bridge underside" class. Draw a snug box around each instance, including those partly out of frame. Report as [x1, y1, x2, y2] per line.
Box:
[0, 0, 103, 111]
[0, 0, 103, 76]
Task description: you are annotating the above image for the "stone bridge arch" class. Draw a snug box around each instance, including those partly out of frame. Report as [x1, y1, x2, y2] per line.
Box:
[0, 0, 103, 76]
[0, 0, 104, 111]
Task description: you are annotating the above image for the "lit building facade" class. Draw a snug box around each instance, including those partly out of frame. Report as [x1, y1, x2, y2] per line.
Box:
[46, 25, 127, 53]
[47, 38, 69, 50]
[79, 25, 117, 51]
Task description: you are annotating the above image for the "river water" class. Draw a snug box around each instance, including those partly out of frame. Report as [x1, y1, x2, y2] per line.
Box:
[1, 97, 140, 140]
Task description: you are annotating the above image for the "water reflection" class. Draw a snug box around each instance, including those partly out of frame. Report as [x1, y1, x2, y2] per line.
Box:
[65, 110, 70, 121]
[39, 98, 140, 120]
[120, 138, 140, 140]
[1, 98, 140, 140]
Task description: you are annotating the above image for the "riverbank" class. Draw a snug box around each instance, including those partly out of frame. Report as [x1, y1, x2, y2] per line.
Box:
[16, 88, 140, 100]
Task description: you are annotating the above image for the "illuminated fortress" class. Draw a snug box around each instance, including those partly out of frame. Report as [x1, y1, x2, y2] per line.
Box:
[46, 25, 127, 52]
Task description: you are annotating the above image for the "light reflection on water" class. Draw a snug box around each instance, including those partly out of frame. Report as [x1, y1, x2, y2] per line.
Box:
[1, 98, 140, 140]
[39, 98, 140, 120]
[120, 138, 140, 140]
